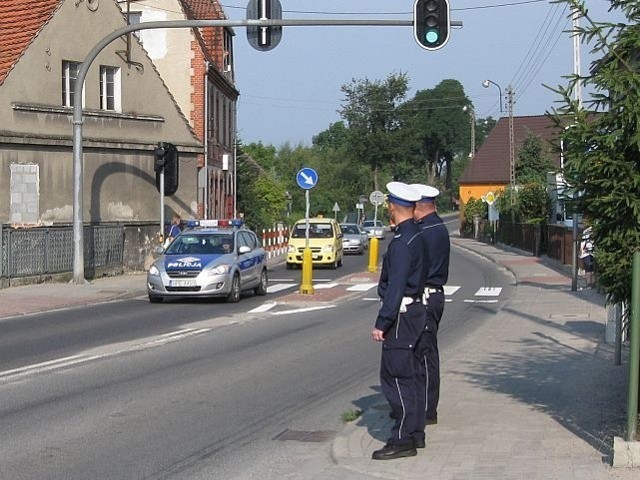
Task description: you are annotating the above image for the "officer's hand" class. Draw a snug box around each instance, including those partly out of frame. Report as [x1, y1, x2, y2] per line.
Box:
[371, 328, 385, 342]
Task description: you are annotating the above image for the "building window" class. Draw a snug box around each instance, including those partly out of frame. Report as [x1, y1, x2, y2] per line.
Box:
[100, 66, 121, 111]
[62, 61, 80, 107]
[223, 28, 234, 77]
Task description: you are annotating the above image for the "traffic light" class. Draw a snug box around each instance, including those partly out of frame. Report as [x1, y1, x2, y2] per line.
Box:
[154, 142, 179, 196]
[413, 0, 450, 51]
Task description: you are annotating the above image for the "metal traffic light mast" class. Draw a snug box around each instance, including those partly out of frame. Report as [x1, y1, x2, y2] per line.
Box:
[71, 9, 462, 284]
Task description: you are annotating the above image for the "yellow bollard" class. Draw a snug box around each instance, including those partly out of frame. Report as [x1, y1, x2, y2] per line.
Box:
[300, 247, 315, 294]
[368, 237, 379, 273]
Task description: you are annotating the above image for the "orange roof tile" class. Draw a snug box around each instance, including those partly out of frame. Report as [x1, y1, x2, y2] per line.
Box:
[0, 0, 62, 86]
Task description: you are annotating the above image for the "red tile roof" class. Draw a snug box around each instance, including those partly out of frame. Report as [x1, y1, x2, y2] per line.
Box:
[178, 0, 226, 64]
[0, 0, 62, 86]
[459, 115, 563, 185]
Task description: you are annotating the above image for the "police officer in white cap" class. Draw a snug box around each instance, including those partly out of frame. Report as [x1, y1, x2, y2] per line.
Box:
[371, 182, 426, 460]
[410, 183, 450, 449]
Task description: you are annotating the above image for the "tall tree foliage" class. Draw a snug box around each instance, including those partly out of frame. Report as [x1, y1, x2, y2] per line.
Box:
[551, 0, 640, 306]
[400, 79, 471, 189]
[339, 73, 409, 190]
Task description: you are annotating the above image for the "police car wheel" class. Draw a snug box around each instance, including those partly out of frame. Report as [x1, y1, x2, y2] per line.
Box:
[255, 269, 268, 296]
[227, 273, 241, 303]
[148, 294, 163, 303]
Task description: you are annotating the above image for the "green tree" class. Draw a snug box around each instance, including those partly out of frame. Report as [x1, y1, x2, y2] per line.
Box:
[236, 143, 287, 230]
[339, 73, 409, 190]
[400, 79, 471, 189]
[551, 0, 640, 306]
[516, 132, 557, 185]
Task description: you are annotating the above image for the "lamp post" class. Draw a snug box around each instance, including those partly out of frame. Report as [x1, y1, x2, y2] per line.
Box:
[482, 79, 503, 113]
[462, 105, 475, 158]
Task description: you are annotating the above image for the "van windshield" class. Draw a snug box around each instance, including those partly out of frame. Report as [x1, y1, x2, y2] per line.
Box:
[292, 223, 334, 239]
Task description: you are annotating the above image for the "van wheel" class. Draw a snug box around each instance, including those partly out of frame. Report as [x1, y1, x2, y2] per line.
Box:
[338, 255, 343, 267]
[286, 262, 293, 270]
[332, 258, 338, 269]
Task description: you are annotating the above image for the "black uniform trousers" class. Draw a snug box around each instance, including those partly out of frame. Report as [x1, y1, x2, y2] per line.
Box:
[380, 301, 426, 446]
[413, 291, 445, 442]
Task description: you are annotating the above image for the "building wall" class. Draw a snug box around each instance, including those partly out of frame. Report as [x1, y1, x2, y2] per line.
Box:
[121, 0, 194, 126]
[0, 0, 202, 224]
[459, 183, 506, 217]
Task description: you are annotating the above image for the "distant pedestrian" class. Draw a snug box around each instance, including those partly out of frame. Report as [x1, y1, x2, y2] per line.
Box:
[371, 182, 425, 460]
[580, 225, 594, 287]
[410, 183, 450, 447]
[164, 213, 182, 248]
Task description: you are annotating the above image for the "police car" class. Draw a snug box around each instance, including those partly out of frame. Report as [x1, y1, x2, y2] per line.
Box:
[147, 219, 268, 303]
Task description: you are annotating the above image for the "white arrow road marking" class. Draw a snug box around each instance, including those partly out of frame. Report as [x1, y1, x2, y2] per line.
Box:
[271, 305, 336, 316]
[347, 283, 378, 292]
[474, 287, 502, 297]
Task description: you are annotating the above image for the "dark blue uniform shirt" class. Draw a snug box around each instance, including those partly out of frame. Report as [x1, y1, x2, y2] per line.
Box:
[376, 218, 425, 333]
[416, 212, 450, 287]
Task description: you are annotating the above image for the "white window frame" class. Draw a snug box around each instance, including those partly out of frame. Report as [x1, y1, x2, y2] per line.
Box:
[99, 65, 122, 112]
[62, 60, 84, 107]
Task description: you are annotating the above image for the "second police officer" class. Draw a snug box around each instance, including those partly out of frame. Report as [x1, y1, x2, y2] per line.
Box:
[410, 183, 451, 448]
[371, 182, 427, 460]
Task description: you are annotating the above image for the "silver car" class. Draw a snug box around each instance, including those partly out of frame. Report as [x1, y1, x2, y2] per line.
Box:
[340, 223, 368, 255]
[363, 220, 385, 240]
[147, 222, 268, 303]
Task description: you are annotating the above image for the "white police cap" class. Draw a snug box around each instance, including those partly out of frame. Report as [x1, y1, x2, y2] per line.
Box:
[386, 182, 421, 206]
[410, 183, 440, 203]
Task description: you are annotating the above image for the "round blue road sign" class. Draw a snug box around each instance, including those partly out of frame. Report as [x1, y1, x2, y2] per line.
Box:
[296, 168, 318, 190]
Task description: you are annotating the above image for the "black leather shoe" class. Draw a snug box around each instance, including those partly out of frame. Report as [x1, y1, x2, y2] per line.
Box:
[372, 442, 417, 460]
[425, 416, 438, 425]
[414, 438, 426, 449]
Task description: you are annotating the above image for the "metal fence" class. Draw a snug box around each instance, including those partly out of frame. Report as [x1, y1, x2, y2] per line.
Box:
[467, 219, 578, 265]
[0, 224, 124, 279]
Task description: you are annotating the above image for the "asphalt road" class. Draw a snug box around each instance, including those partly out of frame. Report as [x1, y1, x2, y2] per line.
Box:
[0, 223, 513, 479]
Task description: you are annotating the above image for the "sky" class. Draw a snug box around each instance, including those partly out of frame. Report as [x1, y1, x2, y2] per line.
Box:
[222, 0, 621, 147]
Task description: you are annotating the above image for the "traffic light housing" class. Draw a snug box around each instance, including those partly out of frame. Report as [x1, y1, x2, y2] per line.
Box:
[414, 0, 450, 51]
[154, 142, 179, 196]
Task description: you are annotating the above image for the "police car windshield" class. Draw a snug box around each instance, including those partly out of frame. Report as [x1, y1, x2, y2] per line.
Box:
[292, 224, 334, 239]
[165, 233, 234, 255]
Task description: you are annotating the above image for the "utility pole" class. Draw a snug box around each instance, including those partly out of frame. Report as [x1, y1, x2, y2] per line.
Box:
[507, 85, 515, 206]
[571, 6, 582, 292]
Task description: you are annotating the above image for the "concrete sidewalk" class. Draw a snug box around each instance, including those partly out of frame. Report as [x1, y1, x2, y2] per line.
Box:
[331, 237, 638, 479]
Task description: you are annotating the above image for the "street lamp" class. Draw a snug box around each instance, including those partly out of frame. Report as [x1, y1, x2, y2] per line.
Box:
[482, 79, 503, 113]
[462, 105, 475, 158]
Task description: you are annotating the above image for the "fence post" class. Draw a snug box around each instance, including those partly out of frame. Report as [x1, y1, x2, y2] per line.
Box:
[626, 250, 640, 442]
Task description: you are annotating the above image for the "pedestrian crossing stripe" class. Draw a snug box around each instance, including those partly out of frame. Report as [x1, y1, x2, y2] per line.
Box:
[474, 287, 502, 297]
[346, 283, 378, 292]
[444, 286, 460, 295]
[314, 283, 339, 290]
[248, 303, 277, 313]
[266, 283, 296, 294]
